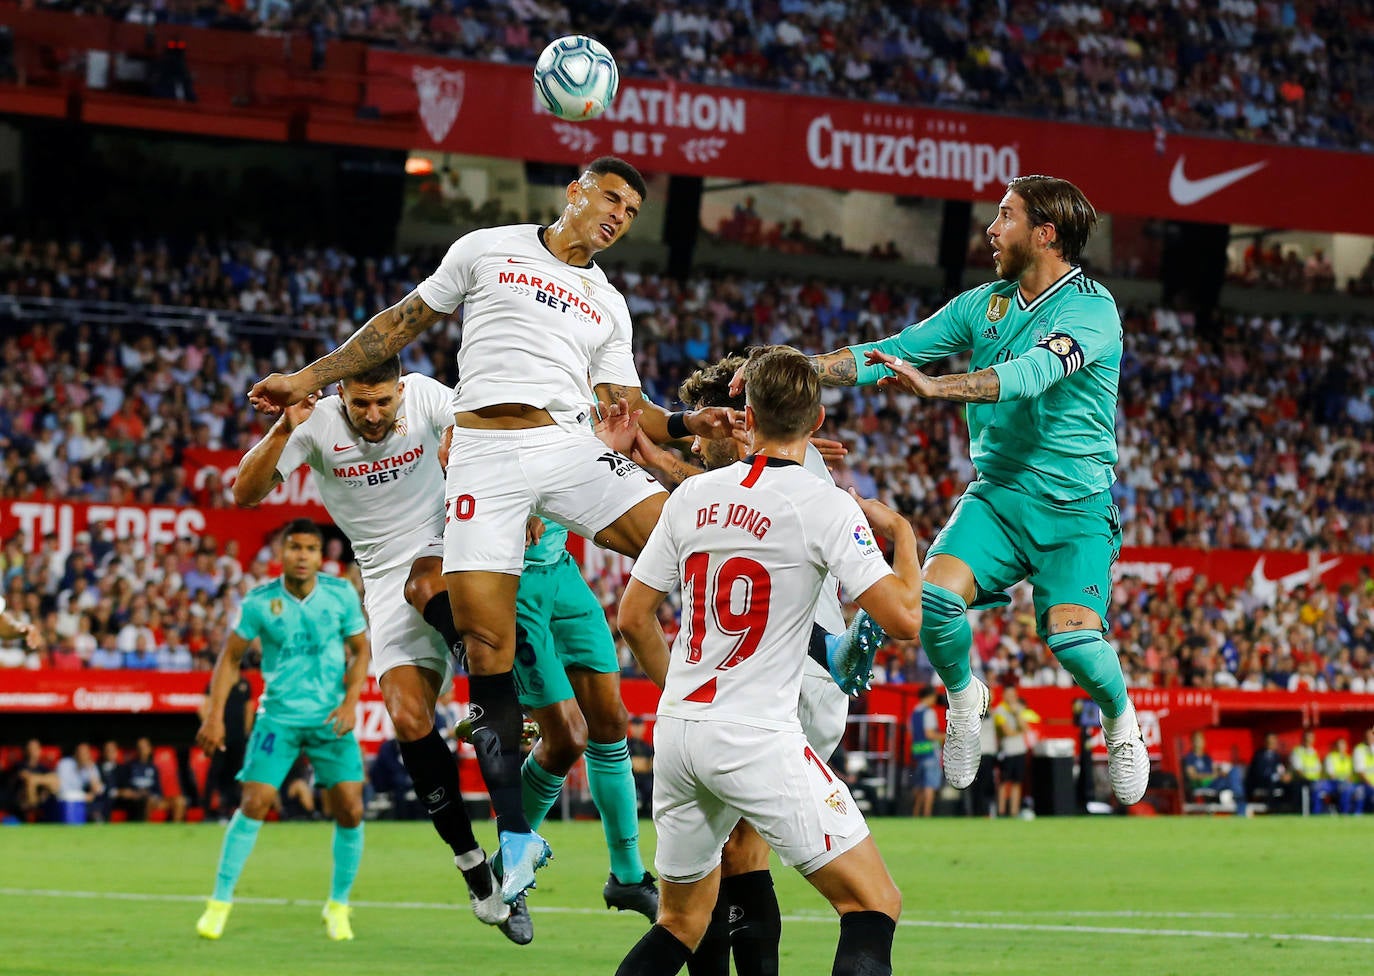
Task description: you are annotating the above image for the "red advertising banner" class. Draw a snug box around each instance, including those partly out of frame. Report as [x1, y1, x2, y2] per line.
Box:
[358, 53, 1374, 235]
[0, 500, 323, 566]
[1112, 546, 1374, 596]
[183, 448, 325, 513]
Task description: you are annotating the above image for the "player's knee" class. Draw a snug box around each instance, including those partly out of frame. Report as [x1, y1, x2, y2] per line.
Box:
[389, 700, 434, 742]
[657, 909, 712, 952]
[539, 717, 588, 774]
[403, 570, 440, 611]
[585, 701, 629, 742]
[240, 793, 274, 821]
[335, 800, 364, 828]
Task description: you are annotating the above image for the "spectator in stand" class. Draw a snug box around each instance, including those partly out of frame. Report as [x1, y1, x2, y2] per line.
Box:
[14, 738, 60, 821]
[56, 742, 105, 822]
[907, 685, 943, 817]
[1354, 728, 1374, 814]
[992, 687, 1038, 817]
[1246, 732, 1297, 813]
[199, 674, 255, 819]
[626, 715, 654, 817]
[1321, 736, 1360, 815]
[1180, 730, 1248, 814]
[112, 736, 187, 822]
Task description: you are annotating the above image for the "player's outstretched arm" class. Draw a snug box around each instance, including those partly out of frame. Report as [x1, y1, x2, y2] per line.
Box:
[248, 290, 444, 413]
[233, 395, 318, 506]
[618, 578, 672, 688]
[865, 349, 1001, 403]
[849, 492, 923, 640]
[198, 633, 251, 755]
[595, 381, 741, 444]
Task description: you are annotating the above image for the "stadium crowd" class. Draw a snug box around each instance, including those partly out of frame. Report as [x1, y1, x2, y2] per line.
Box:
[27, 0, 1374, 150]
[2, 236, 1373, 694]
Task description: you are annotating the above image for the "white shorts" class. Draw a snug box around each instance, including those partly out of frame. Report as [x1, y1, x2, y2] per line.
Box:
[363, 565, 450, 681]
[442, 424, 666, 575]
[652, 716, 868, 883]
[799, 655, 849, 759]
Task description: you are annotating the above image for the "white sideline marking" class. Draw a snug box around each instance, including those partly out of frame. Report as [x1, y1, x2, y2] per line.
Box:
[1, 888, 1370, 945]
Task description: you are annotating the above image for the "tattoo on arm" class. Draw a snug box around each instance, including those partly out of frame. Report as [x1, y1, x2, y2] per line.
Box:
[931, 367, 1001, 403]
[809, 351, 858, 387]
[305, 291, 440, 389]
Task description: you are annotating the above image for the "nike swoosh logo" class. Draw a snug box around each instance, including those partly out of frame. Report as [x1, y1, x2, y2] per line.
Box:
[332, 443, 354, 453]
[506, 258, 528, 264]
[1168, 157, 1267, 205]
[1249, 555, 1342, 597]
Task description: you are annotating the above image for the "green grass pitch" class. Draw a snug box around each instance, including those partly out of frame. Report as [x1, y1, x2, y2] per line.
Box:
[1, 816, 1370, 975]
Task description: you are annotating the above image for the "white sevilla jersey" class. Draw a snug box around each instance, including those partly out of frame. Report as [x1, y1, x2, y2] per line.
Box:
[632, 455, 893, 732]
[802, 443, 846, 636]
[275, 373, 453, 577]
[416, 224, 640, 417]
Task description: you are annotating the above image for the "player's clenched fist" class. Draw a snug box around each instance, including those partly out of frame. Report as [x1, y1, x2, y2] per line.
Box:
[196, 715, 226, 755]
[848, 489, 908, 540]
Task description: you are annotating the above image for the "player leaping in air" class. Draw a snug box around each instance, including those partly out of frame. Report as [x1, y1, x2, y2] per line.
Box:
[614, 347, 921, 976]
[247, 156, 740, 904]
[737, 175, 1149, 806]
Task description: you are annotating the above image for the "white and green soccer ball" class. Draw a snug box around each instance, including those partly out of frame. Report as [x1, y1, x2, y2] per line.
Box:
[534, 34, 619, 121]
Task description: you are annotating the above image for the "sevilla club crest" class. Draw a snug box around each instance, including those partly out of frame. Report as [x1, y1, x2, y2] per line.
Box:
[413, 66, 465, 144]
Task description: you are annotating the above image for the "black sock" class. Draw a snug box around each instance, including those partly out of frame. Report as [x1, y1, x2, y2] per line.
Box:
[724, 870, 781, 976]
[832, 911, 896, 976]
[617, 924, 693, 976]
[421, 593, 465, 662]
[466, 671, 530, 834]
[687, 897, 731, 976]
[397, 727, 480, 856]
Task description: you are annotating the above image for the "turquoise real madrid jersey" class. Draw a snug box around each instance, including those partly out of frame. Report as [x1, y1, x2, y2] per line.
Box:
[849, 267, 1121, 501]
[233, 576, 367, 726]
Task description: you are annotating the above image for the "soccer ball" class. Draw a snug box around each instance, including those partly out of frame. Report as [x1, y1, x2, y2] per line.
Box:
[533, 34, 618, 122]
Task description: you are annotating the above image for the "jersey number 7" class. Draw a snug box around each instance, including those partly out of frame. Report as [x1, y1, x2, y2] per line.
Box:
[682, 552, 772, 671]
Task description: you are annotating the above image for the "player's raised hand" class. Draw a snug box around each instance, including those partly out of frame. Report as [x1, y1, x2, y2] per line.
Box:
[327, 702, 357, 738]
[810, 436, 848, 464]
[630, 428, 671, 469]
[248, 372, 310, 416]
[196, 716, 226, 756]
[281, 392, 319, 432]
[726, 360, 748, 397]
[687, 406, 744, 441]
[524, 516, 546, 549]
[594, 397, 642, 455]
[849, 488, 907, 540]
[864, 350, 937, 398]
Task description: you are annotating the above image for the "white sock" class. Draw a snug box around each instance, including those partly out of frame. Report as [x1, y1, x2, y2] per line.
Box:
[1101, 701, 1139, 745]
[947, 680, 983, 712]
[454, 848, 486, 872]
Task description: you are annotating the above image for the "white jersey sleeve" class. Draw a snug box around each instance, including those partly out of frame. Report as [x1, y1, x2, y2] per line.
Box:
[629, 498, 681, 593]
[408, 373, 456, 441]
[275, 411, 321, 482]
[589, 297, 641, 388]
[415, 230, 484, 315]
[808, 489, 893, 610]
[802, 443, 846, 635]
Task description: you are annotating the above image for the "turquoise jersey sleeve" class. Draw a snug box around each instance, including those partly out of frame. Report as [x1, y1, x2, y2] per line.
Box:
[338, 583, 367, 638]
[524, 517, 569, 567]
[233, 595, 261, 643]
[846, 289, 980, 386]
[991, 295, 1121, 401]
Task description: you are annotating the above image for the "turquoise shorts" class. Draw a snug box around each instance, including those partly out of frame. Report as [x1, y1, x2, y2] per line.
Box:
[514, 552, 620, 710]
[927, 480, 1121, 636]
[238, 712, 364, 789]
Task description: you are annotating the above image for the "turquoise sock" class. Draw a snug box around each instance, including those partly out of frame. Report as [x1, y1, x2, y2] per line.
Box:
[1047, 630, 1128, 719]
[212, 811, 263, 902]
[584, 738, 646, 884]
[920, 583, 973, 694]
[521, 754, 566, 830]
[329, 822, 364, 904]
